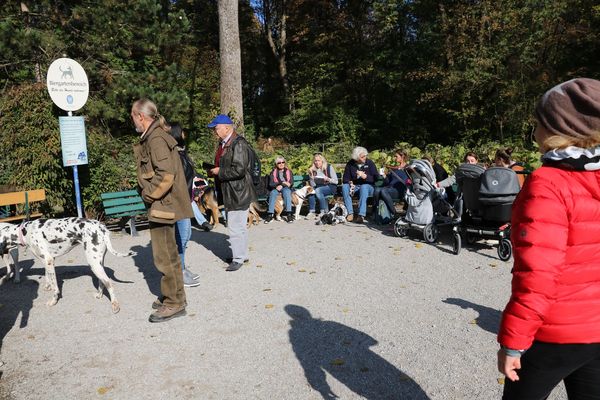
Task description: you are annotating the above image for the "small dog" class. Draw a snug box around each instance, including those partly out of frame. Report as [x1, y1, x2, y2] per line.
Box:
[0, 223, 20, 283]
[0, 218, 136, 313]
[274, 184, 315, 221]
[316, 203, 349, 225]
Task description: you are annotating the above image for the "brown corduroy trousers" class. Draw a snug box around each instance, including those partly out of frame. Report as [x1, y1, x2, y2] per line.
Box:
[149, 222, 186, 308]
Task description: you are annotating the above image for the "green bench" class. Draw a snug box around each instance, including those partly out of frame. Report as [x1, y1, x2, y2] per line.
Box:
[257, 174, 309, 203]
[101, 190, 146, 236]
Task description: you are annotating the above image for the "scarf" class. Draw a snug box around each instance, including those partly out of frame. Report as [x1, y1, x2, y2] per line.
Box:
[542, 145, 600, 171]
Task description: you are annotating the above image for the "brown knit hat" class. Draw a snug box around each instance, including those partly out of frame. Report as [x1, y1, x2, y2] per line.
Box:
[535, 78, 600, 141]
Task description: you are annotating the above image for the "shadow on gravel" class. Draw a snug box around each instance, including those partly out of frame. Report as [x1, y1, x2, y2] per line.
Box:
[0, 277, 39, 362]
[131, 244, 161, 297]
[443, 298, 501, 334]
[189, 229, 233, 261]
[285, 305, 430, 400]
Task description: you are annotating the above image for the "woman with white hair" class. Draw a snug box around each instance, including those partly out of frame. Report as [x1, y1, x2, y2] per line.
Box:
[341, 146, 379, 223]
[264, 156, 294, 223]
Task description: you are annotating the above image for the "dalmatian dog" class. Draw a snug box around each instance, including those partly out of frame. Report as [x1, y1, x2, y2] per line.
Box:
[316, 203, 349, 226]
[0, 218, 136, 313]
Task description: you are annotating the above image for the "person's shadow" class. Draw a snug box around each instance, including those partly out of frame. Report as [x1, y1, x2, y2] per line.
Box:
[190, 229, 234, 261]
[0, 274, 39, 370]
[131, 244, 161, 297]
[442, 298, 502, 334]
[285, 305, 429, 399]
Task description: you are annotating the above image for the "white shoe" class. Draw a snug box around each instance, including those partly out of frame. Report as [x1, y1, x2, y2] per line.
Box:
[305, 212, 316, 220]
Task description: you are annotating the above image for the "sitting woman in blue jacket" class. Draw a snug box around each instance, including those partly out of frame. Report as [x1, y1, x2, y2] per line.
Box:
[341, 146, 379, 223]
[264, 156, 294, 223]
[372, 148, 411, 223]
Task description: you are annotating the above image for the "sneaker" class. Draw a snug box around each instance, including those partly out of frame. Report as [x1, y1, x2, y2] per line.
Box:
[184, 267, 200, 280]
[285, 213, 295, 223]
[226, 262, 243, 272]
[225, 257, 250, 264]
[152, 298, 163, 310]
[346, 214, 354, 222]
[183, 270, 200, 287]
[149, 304, 187, 323]
[305, 212, 316, 220]
[355, 215, 364, 224]
[264, 214, 274, 224]
[201, 222, 213, 232]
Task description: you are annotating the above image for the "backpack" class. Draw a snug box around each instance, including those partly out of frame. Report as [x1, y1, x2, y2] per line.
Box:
[247, 144, 262, 188]
[377, 199, 392, 225]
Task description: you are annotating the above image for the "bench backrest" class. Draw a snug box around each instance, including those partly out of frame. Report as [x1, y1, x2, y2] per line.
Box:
[101, 190, 146, 218]
[0, 189, 46, 207]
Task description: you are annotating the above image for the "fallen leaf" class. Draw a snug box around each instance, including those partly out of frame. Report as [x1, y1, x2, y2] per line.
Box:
[256, 264, 263, 268]
[414, 243, 423, 249]
[489, 263, 498, 268]
[97, 386, 112, 395]
[262, 288, 272, 292]
[469, 319, 478, 325]
[342, 308, 350, 313]
[67, 259, 74, 263]
[330, 358, 345, 366]
[27, 335, 35, 340]
[316, 240, 322, 243]
[286, 261, 296, 266]
[248, 246, 254, 251]
[188, 313, 196, 317]
[497, 377, 505, 385]
[309, 271, 316, 274]
[265, 304, 274, 309]
[334, 257, 342, 260]
[298, 269, 306, 273]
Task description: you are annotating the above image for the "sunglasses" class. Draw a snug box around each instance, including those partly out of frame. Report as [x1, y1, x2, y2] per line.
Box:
[277, 161, 286, 164]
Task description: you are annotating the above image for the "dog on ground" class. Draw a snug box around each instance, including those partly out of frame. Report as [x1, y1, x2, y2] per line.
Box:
[316, 203, 349, 225]
[193, 177, 221, 227]
[274, 184, 315, 221]
[0, 218, 136, 313]
[248, 202, 262, 227]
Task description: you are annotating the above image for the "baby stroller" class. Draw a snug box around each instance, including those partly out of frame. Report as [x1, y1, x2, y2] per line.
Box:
[394, 159, 461, 251]
[453, 164, 521, 260]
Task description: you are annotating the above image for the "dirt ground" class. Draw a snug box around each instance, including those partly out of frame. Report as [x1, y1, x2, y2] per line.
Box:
[0, 218, 567, 399]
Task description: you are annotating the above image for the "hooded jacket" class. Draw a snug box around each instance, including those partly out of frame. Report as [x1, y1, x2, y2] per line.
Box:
[133, 121, 194, 224]
[498, 164, 600, 350]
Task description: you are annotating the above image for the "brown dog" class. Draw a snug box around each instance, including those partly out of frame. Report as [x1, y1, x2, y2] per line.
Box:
[248, 202, 262, 227]
[195, 187, 221, 227]
[274, 184, 315, 220]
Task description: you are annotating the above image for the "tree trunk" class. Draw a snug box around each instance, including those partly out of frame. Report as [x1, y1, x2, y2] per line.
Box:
[218, 0, 244, 133]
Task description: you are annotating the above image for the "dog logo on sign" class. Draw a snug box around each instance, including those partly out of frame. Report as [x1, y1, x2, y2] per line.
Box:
[59, 64, 74, 80]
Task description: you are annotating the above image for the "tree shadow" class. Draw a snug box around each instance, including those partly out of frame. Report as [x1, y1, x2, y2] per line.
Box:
[0, 277, 39, 364]
[442, 298, 502, 335]
[285, 305, 430, 400]
[131, 244, 161, 297]
[189, 229, 233, 262]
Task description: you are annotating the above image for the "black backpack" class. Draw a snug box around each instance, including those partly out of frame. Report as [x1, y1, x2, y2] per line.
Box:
[247, 144, 262, 188]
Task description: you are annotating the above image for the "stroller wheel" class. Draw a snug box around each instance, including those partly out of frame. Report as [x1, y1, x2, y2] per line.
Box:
[498, 238, 512, 261]
[394, 221, 408, 237]
[423, 224, 438, 243]
[452, 232, 461, 255]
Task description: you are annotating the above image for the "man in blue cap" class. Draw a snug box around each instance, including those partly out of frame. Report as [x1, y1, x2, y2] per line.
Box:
[207, 114, 257, 271]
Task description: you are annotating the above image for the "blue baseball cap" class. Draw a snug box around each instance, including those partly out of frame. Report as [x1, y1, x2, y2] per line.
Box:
[207, 114, 234, 128]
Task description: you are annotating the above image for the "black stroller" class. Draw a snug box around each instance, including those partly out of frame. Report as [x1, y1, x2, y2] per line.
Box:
[452, 164, 521, 260]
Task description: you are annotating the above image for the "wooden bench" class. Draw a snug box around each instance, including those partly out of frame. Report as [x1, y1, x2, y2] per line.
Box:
[100, 190, 146, 236]
[0, 189, 46, 222]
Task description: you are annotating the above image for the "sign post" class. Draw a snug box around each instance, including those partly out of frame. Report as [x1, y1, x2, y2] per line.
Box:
[46, 58, 89, 218]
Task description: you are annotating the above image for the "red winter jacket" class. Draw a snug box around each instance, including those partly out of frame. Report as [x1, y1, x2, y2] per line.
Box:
[498, 165, 600, 350]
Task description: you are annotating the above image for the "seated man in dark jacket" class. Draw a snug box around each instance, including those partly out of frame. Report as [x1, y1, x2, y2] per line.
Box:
[341, 146, 379, 223]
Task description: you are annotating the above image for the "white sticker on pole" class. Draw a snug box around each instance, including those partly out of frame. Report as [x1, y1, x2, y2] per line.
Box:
[59, 116, 88, 167]
[46, 58, 89, 112]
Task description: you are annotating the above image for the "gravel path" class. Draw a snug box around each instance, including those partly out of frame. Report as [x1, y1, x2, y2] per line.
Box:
[0, 218, 567, 399]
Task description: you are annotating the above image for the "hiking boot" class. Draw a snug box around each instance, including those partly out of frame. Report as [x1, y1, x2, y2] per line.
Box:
[346, 214, 354, 222]
[183, 270, 200, 287]
[201, 222, 213, 232]
[185, 268, 200, 280]
[355, 215, 364, 224]
[264, 214, 274, 224]
[226, 262, 243, 272]
[305, 211, 316, 220]
[148, 304, 186, 323]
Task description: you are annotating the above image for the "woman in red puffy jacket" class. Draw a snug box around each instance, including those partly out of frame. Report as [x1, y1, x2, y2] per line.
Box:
[497, 78, 600, 399]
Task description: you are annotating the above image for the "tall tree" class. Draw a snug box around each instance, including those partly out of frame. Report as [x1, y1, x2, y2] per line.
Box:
[218, 0, 244, 132]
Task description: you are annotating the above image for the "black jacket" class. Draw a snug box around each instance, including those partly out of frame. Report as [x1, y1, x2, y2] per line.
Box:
[342, 159, 378, 185]
[217, 134, 257, 210]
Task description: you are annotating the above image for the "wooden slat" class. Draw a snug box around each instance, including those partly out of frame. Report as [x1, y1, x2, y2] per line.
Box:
[0, 212, 43, 223]
[104, 203, 146, 216]
[0, 190, 46, 207]
[26, 189, 46, 202]
[101, 190, 139, 200]
[102, 196, 144, 208]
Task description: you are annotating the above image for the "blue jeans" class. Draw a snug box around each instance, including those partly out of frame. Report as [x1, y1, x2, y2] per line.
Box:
[342, 183, 374, 216]
[191, 200, 208, 225]
[268, 187, 292, 213]
[308, 185, 336, 213]
[175, 218, 192, 270]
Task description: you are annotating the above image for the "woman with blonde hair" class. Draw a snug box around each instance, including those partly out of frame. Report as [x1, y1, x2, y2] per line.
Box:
[306, 153, 338, 219]
[497, 78, 600, 399]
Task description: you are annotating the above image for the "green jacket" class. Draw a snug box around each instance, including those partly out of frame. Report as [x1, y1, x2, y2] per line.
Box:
[133, 121, 193, 224]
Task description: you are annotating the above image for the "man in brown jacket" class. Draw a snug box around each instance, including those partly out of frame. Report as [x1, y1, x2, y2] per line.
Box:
[131, 98, 194, 323]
